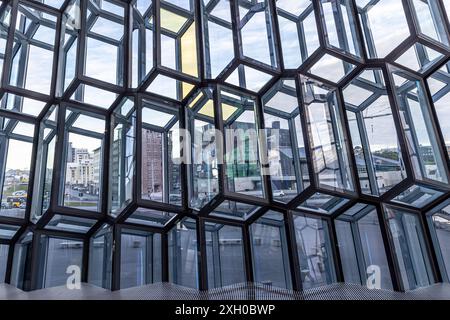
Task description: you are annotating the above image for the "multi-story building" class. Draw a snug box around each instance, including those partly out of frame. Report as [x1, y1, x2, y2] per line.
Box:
[65, 148, 95, 188]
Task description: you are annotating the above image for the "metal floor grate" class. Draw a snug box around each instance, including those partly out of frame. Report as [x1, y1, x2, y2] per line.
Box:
[1, 282, 450, 300]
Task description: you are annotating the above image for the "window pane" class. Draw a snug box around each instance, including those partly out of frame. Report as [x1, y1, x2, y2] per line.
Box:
[84, 0, 125, 86]
[168, 218, 198, 288]
[206, 223, 246, 288]
[221, 89, 265, 199]
[61, 109, 105, 212]
[293, 214, 335, 289]
[10, 232, 33, 290]
[301, 77, 354, 192]
[0, 117, 34, 219]
[0, 244, 8, 283]
[37, 236, 83, 289]
[238, 0, 277, 68]
[335, 220, 361, 284]
[343, 69, 407, 196]
[141, 100, 181, 206]
[89, 225, 112, 289]
[31, 107, 57, 222]
[187, 88, 219, 210]
[109, 98, 135, 216]
[9, 5, 57, 95]
[120, 231, 161, 289]
[336, 205, 393, 289]
[263, 79, 310, 203]
[391, 68, 448, 186]
[385, 206, 434, 290]
[250, 211, 292, 289]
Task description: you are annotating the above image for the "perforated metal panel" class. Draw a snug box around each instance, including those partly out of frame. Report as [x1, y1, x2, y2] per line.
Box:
[3, 282, 449, 300]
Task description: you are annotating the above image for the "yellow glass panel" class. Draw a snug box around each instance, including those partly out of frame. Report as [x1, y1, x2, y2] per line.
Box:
[198, 99, 214, 118]
[182, 82, 195, 99]
[160, 8, 187, 33]
[188, 91, 203, 108]
[181, 22, 198, 77]
[198, 101, 237, 120]
[222, 103, 237, 121]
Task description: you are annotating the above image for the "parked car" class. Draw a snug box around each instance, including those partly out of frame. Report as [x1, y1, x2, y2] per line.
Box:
[1, 201, 10, 209]
[273, 190, 285, 197]
[12, 190, 27, 196]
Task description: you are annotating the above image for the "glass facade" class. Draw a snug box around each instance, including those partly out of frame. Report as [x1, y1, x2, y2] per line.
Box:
[0, 0, 448, 294]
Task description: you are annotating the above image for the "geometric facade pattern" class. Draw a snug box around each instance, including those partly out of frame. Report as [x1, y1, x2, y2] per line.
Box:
[0, 0, 449, 294]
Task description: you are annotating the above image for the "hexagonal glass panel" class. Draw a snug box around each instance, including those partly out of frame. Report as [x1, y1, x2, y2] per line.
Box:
[141, 99, 182, 206]
[210, 200, 261, 221]
[145, 74, 195, 101]
[301, 76, 355, 192]
[409, 0, 449, 47]
[292, 212, 336, 289]
[31, 106, 57, 222]
[344, 69, 407, 196]
[159, 0, 198, 78]
[275, 0, 319, 69]
[238, 0, 278, 68]
[168, 218, 198, 289]
[0, 244, 8, 283]
[319, 0, 362, 57]
[45, 215, 97, 234]
[395, 43, 444, 74]
[335, 204, 393, 290]
[221, 88, 265, 199]
[263, 79, 310, 203]
[57, 0, 79, 95]
[0, 93, 47, 117]
[250, 210, 292, 289]
[0, 116, 34, 219]
[384, 205, 435, 290]
[392, 184, 444, 209]
[36, 235, 83, 289]
[427, 200, 450, 281]
[186, 88, 219, 210]
[60, 107, 106, 212]
[131, 0, 154, 88]
[298, 193, 349, 215]
[109, 98, 135, 216]
[225, 64, 273, 93]
[70, 83, 119, 109]
[427, 61, 450, 158]
[120, 228, 161, 289]
[205, 222, 246, 288]
[84, 0, 125, 86]
[9, 3, 57, 95]
[390, 67, 449, 185]
[88, 224, 112, 289]
[356, 0, 410, 58]
[309, 54, 356, 84]
[0, 223, 20, 240]
[126, 207, 176, 228]
[201, 0, 234, 78]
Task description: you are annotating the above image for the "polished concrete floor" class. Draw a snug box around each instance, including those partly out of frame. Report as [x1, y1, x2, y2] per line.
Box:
[1, 282, 450, 300]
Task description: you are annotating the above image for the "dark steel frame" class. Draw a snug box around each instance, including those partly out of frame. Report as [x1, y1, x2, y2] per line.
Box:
[0, 0, 448, 294]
